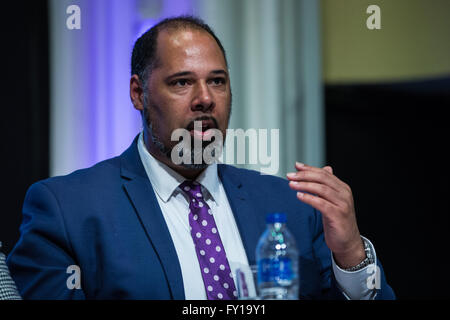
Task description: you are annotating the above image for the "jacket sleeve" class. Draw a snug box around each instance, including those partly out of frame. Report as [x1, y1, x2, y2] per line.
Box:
[6, 181, 86, 299]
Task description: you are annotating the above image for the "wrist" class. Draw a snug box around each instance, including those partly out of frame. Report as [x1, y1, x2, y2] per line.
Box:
[333, 237, 366, 269]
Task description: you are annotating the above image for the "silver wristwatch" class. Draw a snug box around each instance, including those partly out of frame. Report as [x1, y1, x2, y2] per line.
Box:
[343, 238, 375, 272]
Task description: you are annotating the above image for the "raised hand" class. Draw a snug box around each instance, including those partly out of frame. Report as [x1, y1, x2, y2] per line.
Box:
[287, 162, 365, 268]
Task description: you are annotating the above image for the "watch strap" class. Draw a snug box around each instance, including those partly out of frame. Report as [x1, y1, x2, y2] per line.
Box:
[343, 238, 375, 272]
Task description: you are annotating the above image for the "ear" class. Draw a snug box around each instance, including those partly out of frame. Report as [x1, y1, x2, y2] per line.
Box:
[130, 74, 144, 111]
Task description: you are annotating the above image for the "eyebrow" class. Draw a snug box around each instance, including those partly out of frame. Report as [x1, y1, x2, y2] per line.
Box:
[165, 69, 228, 82]
[210, 69, 228, 77]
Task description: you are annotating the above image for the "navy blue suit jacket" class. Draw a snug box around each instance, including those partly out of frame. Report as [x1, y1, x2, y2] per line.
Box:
[7, 137, 395, 299]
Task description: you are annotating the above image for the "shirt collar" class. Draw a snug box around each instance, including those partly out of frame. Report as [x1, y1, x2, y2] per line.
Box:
[137, 132, 220, 203]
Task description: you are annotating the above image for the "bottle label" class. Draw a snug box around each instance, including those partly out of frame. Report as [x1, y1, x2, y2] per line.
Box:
[258, 257, 294, 285]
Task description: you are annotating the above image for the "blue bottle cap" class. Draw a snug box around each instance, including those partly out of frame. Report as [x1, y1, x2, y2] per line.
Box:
[266, 212, 287, 224]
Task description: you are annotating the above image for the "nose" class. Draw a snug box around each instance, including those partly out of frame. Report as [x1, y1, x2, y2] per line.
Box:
[191, 81, 214, 112]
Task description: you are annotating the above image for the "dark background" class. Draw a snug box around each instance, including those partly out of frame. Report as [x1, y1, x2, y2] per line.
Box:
[1, 1, 449, 299]
[1, 2, 49, 254]
[326, 81, 450, 299]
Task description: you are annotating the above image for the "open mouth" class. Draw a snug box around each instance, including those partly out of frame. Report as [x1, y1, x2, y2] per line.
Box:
[186, 118, 218, 140]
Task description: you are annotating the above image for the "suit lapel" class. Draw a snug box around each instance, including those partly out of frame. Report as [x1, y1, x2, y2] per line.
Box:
[218, 165, 266, 265]
[118, 138, 266, 297]
[120, 138, 184, 300]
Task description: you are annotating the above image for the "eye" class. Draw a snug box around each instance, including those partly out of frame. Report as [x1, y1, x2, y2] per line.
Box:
[209, 77, 226, 86]
[170, 79, 190, 87]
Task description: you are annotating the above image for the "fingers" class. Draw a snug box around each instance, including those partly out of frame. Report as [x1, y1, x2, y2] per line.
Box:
[288, 181, 347, 206]
[287, 165, 343, 193]
[294, 162, 333, 176]
[323, 166, 333, 174]
[287, 162, 353, 212]
[289, 162, 360, 259]
[295, 162, 331, 173]
[292, 181, 355, 228]
[295, 190, 340, 218]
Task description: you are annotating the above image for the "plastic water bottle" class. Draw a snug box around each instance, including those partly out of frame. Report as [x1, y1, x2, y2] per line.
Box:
[256, 212, 299, 300]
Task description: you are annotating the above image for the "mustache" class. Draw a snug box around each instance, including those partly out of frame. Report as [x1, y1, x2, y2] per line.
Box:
[185, 116, 219, 131]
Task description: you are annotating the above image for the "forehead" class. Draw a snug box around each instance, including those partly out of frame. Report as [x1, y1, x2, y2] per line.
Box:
[154, 28, 227, 72]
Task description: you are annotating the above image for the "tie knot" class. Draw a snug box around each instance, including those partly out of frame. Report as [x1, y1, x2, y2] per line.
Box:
[180, 180, 204, 200]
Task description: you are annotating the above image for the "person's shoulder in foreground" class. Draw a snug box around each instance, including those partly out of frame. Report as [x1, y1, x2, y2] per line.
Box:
[0, 242, 22, 300]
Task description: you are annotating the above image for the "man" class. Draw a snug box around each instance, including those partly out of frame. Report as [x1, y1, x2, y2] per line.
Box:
[7, 16, 394, 300]
[0, 242, 21, 300]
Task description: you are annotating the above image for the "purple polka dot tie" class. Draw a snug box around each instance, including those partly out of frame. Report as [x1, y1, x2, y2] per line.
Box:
[180, 180, 237, 300]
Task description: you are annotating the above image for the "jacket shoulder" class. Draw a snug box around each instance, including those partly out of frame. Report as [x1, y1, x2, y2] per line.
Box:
[33, 156, 122, 193]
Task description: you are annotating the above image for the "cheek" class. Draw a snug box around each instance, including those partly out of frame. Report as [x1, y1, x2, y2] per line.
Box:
[153, 108, 186, 139]
[216, 100, 231, 124]
[146, 94, 171, 123]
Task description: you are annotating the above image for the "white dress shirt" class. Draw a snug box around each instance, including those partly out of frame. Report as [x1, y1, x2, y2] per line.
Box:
[137, 132, 377, 300]
[138, 133, 250, 299]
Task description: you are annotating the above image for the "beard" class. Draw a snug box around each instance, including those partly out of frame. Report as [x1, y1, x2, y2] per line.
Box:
[142, 92, 228, 170]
